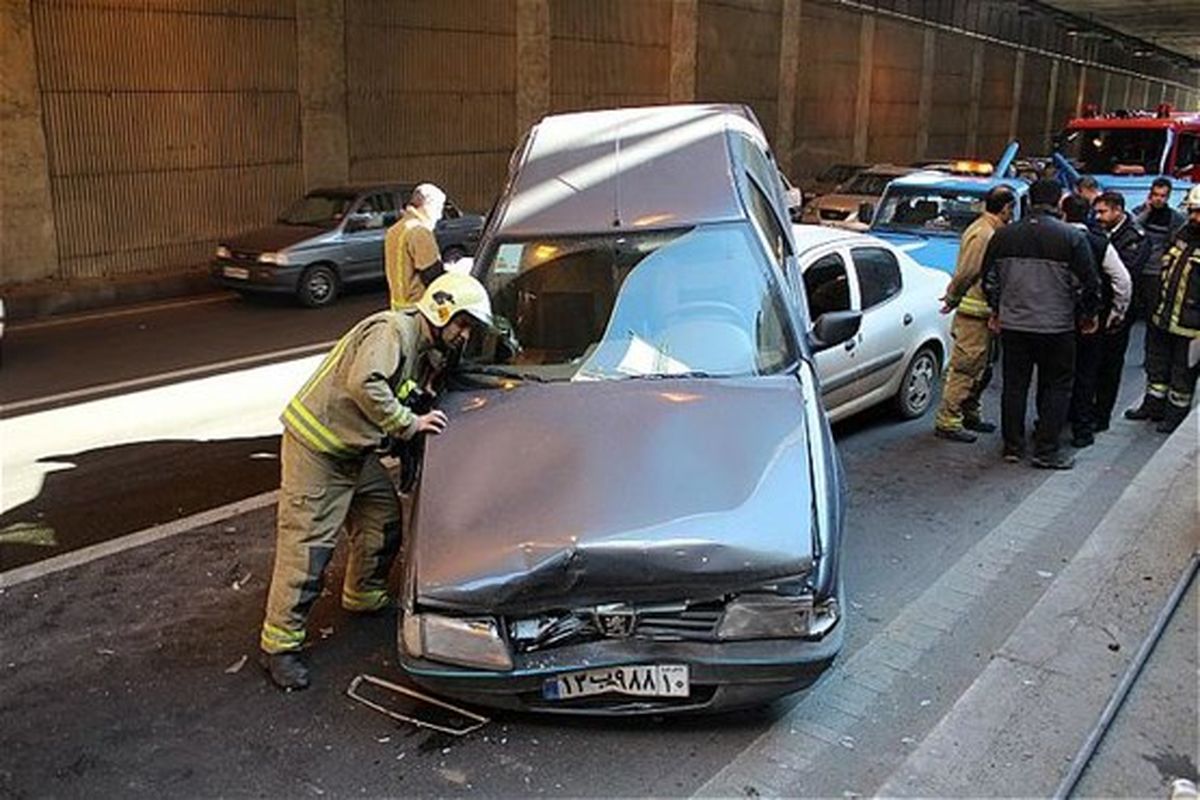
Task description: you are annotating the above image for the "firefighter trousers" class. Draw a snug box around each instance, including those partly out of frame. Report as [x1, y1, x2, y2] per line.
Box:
[1144, 324, 1199, 411]
[934, 313, 994, 431]
[260, 432, 401, 654]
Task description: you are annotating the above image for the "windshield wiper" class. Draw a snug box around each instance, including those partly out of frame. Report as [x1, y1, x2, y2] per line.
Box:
[619, 370, 721, 380]
[456, 365, 551, 383]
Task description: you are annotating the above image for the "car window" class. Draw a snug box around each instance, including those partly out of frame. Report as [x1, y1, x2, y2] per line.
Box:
[843, 172, 895, 195]
[745, 176, 790, 268]
[1175, 133, 1198, 176]
[277, 193, 354, 227]
[353, 192, 396, 229]
[443, 201, 462, 220]
[851, 247, 902, 309]
[803, 252, 851, 318]
[468, 223, 797, 380]
[874, 189, 985, 234]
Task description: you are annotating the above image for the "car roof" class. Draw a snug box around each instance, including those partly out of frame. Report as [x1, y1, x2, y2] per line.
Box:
[494, 104, 763, 238]
[308, 183, 417, 198]
[886, 170, 1029, 195]
[790, 224, 876, 253]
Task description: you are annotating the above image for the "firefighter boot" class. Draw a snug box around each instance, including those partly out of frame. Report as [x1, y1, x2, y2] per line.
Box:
[1124, 395, 1166, 421]
[1156, 403, 1190, 434]
[260, 651, 310, 691]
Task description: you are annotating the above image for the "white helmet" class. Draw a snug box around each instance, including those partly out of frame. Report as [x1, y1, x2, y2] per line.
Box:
[1185, 184, 1200, 211]
[415, 273, 493, 329]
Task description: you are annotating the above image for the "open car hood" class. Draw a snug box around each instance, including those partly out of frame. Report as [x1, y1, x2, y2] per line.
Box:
[411, 376, 816, 615]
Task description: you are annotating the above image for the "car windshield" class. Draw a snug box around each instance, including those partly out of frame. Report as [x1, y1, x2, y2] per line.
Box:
[819, 164, 862, 185]
[842, 172, 895, 195]
[462, 223, 797, 382]
[872, 188, 986, 235]
[1059, 127, 1168, 176]
[277, 193, 355, 227]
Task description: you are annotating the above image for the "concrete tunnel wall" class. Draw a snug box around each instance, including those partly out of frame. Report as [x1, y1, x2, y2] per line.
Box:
[1, 0, 1197, 289]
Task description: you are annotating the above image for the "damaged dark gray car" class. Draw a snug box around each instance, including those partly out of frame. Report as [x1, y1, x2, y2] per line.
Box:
[397, 104, 860, 714]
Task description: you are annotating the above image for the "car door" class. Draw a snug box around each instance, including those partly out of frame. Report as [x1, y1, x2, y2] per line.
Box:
[848, 245, 908, 397]
[435, 200, 484, 261]
[340, 191, 396, 282]
[801, 249, 861, 413]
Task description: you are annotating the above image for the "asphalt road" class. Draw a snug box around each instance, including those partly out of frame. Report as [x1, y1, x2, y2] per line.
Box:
[0, 291, 1179, 797]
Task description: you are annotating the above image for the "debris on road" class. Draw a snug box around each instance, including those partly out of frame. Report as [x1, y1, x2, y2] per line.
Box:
[0, 522, 58, 547]
[1037, 570, 1054, 579]
[95, 648, 116, 656]
[231, 572, 252, 591]
[346, 673, 488, 737]
[225, 655, 248, 674]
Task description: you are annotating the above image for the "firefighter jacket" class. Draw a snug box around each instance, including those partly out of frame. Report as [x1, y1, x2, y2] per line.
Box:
[982, 210, 1101, 334]
[282, 310, 431, 459]
[385, 206, 443, 311]
[944, 211, 1004, 318]
[1151, 222, 1200, 338]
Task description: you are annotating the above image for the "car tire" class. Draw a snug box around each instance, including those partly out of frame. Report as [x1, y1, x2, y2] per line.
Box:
[894, 345, 939, 420]
[443, 246, 467, 263]
[297, 264, 339, 308]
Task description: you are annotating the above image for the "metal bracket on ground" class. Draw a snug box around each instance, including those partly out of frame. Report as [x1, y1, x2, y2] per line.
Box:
[346, 673, 489, 737]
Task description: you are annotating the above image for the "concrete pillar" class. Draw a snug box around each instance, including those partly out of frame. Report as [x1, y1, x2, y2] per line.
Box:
[0, 0, 60, 284]
[915, 28, 935, 160]
[1159, 82, 1169, 105]
[1100, 71, 1111, 111]
[516, 0, 550, 138]
[774, 0, 802, 170]
[1073, 65, 1086, 117]
[297, 0, 349, 189]
[1043, 59, 1061, 150]
[852, 14, 875, 164]
[669, 0, 697, 103]
[1141, 79, 1151, 108]
[965, 41, 985, 155]
[1122, 74, 1133, 109]
[1007, 51, 1025, 143]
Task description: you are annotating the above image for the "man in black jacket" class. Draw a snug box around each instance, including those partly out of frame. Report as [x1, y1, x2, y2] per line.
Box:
[1092, 190, 1150, 430]
[982, 180, 1101, 469]
[1132, 178, 1186, 317]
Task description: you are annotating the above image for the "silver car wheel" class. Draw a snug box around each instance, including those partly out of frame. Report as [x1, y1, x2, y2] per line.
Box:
[900, 348, 938, 418]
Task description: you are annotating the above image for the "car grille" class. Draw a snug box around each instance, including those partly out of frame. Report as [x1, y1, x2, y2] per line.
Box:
[819, 208, 848, 221]
[508, 600, 725, 653]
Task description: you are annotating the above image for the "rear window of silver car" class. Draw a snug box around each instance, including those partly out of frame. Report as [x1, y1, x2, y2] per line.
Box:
[472, 223, 797, 381]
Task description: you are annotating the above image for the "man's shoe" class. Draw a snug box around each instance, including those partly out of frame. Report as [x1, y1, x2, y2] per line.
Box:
[1031, 452, 1075, 470]
[1002, 446, 1024, 463]
[935, 427, 978, 443]
[1071, 431, 1095, 448]
[963, 418, 997, 433]
[1156, 405, 1190, 434]
[260, 651, 310, 691]
[1125, 396, 1166, 421]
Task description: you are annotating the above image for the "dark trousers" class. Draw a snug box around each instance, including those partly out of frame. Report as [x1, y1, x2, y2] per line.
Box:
[1145, 324, 1200, 408]
[1002, 330, 1076, 458]
[1070, 319, 1130, 434]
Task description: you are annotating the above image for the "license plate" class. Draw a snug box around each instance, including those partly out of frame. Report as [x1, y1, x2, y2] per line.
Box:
[542, 664, 689, 700]
[223, 266, 250, 280]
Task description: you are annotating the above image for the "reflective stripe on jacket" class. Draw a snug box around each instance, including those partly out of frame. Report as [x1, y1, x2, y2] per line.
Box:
[1151, 228, 1200, 338]
[282, 310, 429, 458]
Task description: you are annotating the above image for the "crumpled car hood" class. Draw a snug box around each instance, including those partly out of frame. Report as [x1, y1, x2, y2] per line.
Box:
[412, 375, 815, 614]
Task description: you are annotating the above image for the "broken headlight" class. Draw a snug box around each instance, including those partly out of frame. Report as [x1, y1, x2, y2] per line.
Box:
[716, 593, 839, 641]
[402, 612, 513, 671]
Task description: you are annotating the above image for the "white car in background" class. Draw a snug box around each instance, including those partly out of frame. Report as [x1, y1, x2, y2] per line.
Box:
[795, 225, 951, 423]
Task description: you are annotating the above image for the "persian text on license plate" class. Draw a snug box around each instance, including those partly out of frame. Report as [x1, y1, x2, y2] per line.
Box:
[223, 266, 250, 280]
[542, 664, 689, 700]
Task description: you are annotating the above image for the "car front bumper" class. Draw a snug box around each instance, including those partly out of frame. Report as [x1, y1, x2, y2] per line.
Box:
[398, 623, 843, 715]
[210, 260, 302, 294]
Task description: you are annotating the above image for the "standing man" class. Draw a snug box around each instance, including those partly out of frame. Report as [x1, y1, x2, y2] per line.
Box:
[260, 273, 493, 690]
[1092, 190, 1149, 430]
[385, 184, 448, 311]
[982, 179, 1101, 469]
[934, 186, 1015, 442]
[1132, 178, 1186, 318]
[1062, 194, 1131, 447]
[1126, 186, 1200, 433]
[1076, 176, 1102, 228]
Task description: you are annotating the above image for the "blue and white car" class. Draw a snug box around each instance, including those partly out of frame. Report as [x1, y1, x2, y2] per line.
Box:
[866, 145, 1030, 275]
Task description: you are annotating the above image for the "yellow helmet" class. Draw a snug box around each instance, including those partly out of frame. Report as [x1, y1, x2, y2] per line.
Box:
[1185, 184, 1200, 211]
[415, 272, 493, 329]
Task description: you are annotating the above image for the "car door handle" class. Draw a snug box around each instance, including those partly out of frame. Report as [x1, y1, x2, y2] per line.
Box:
[844, 338, 856, 351]
[903, 313, 913, 326]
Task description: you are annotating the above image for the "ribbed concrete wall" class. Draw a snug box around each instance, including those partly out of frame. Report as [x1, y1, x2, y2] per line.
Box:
[696, 0, 780, 145]
[345, 0, 516, 213]
[549, 0, 670, 113]
[792, 0, 859, 172]
[31, 0, 303, 281]
[867, 17, 922, 165]
[978, 44, 1016, 159]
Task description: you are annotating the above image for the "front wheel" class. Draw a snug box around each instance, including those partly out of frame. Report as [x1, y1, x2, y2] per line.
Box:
[894, 346, 940, 419]
[297, 264, 339, 308]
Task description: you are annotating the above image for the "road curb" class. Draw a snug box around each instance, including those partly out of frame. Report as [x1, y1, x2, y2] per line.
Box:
[3, 268, 216, 322]
[877, 410, 1198, 797]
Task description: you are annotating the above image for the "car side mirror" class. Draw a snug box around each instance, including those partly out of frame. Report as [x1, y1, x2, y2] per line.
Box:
[857, 202, 875, 225]
[344, 213, 371, 233]
[807, 310, 862, 353]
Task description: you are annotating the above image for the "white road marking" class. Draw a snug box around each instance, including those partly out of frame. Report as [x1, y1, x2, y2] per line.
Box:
[7, 293, 233, 332]
[0, 340, 335, 416]
[0, 490, 278, 590]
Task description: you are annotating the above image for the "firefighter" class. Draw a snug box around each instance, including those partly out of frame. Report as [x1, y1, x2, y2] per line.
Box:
[385, 184, 447, 311]
[933, 185, 1015, 442]
[259, 273, 493, 690]
[1125, 185, 1200, 433]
